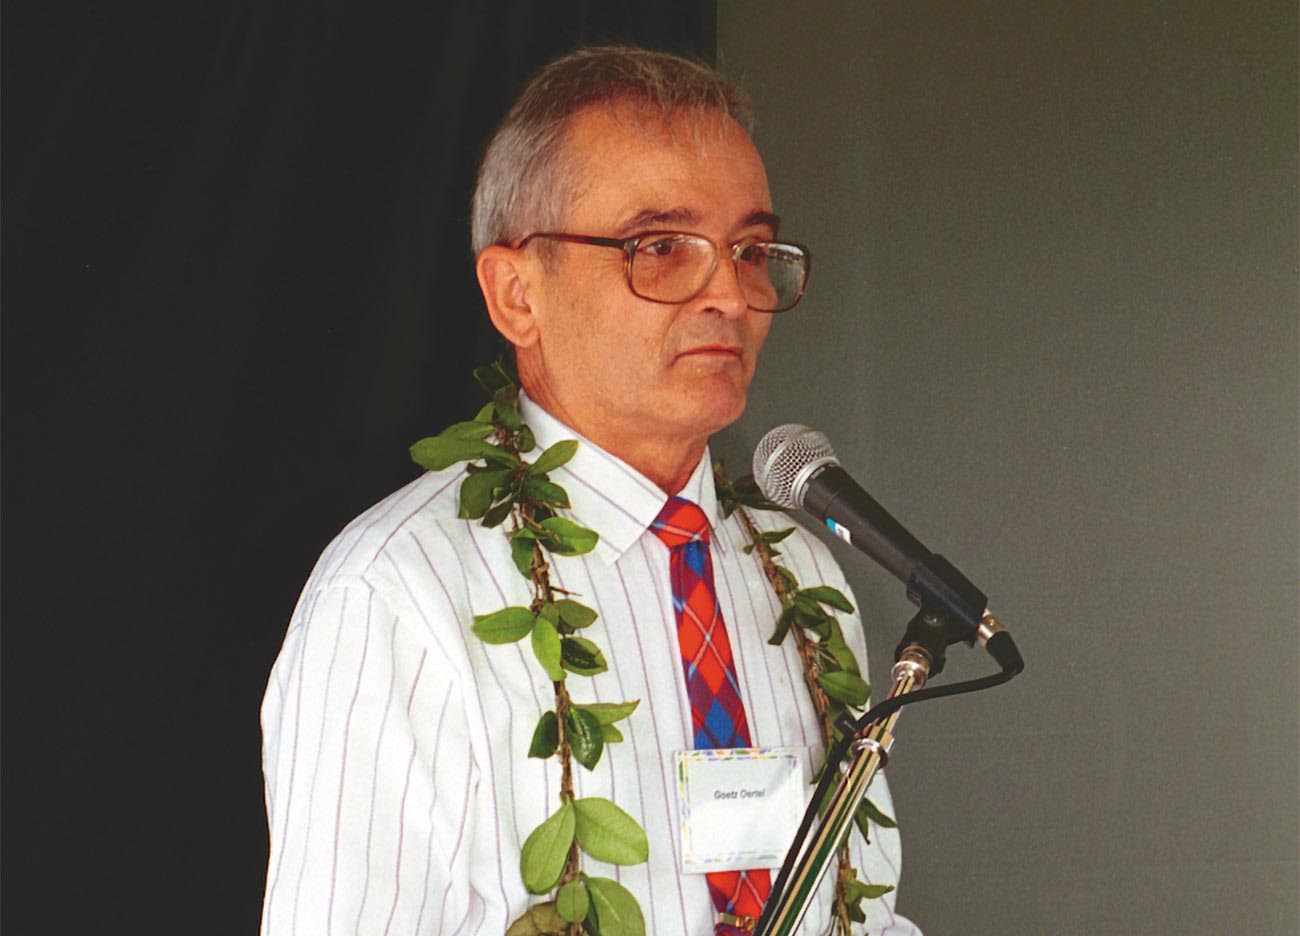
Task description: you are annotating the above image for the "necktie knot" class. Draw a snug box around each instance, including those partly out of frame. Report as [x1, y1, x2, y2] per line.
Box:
[651, 496, 711, 549]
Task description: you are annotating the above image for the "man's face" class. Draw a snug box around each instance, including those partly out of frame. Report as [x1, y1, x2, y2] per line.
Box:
[516, 104, 777, 466]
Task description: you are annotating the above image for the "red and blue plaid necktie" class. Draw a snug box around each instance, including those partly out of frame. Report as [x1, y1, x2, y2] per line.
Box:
[652, 496, 770, 934]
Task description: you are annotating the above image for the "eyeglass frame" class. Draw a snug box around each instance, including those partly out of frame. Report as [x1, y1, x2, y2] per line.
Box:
[512, 230, 812, 313]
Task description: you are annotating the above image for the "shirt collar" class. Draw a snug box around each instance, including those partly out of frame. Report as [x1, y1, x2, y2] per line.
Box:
[519, 392, 724, 564]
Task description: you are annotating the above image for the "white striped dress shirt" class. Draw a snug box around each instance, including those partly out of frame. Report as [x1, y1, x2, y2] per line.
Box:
[260, 396, 921, 935]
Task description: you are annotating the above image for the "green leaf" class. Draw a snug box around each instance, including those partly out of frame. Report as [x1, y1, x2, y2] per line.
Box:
[799, 585, 854, 613]
[775, 565, 799, 592]
[458, 468, 513, 519]
[511, 533, 537, 578]
[531, 617, 565, 681]
[528, 711, 559, 759]
[410, 435, 485, 471]
[556, 879, 590, 924]
[585, 877, 646, 936]
[493, 385, 524, 429]
[566, 707, 604, 770]
[522, 477, 571, 509]
[843, 876, 868, 902]
[528, 439, 579, 476]
[555, 599, 597, 630]
[802, 613, 833, 641]
[792, 593, 832, 621]
[768, 604, 798, 646]
[845, 876, 895, 902]
[485, 445, 531, 474]
[483, 498, 515, 528]
[849, 798, 896, 846]
[410, 435, 519, 471]
[519, 802, 575, 894]
[853, 801, 872, 843]
[857, 796, 897, 829]
[471, 606, 536, 644]
[730, 474, 785, 512]
[826, 643, 862, 676]
[599, 724, 623, 743]
[473, 358, 515, 395]
[540, 517, 599, 555]
[573, 797, 649, 866]
[576, 700, 639, 725]
[714, 477, 741, 519]
[560, 637, 608, 676]
[438, 420, 495, 441]
[516, 426, 537, 453]
[472, 401, 496, 424]
[817, 670, 871, 707]
[792, 596, 832, 638]
[758, 527, 796, 555]
[504, 902, 567, 936]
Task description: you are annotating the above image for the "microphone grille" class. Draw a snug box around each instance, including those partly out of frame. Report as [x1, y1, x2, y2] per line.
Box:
[752, 424, 838, 508]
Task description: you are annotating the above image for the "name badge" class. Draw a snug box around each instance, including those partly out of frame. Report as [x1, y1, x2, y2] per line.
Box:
[674, 747, 807, 873]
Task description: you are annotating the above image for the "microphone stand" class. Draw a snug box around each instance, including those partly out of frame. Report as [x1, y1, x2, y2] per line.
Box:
[754, 608, 1004, 936]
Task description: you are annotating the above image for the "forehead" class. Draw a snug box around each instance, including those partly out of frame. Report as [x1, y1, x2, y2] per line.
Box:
[558, 103, 774, 235]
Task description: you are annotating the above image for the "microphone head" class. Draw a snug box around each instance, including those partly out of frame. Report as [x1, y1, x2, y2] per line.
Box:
[752, 424, 839, 508]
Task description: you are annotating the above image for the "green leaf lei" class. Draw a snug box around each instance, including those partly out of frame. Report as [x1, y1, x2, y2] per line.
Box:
[714, 469, 896, 933]
[411, 359, 895, 935]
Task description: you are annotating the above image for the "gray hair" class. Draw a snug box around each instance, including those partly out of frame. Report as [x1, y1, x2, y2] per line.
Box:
[470, 45, 754, 255]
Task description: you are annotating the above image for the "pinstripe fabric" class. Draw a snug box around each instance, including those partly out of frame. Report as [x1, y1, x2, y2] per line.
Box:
[259, 394, 921, 936]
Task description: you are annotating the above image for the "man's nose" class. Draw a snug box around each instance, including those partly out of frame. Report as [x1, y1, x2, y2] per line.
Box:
[694, 253, 750, 317]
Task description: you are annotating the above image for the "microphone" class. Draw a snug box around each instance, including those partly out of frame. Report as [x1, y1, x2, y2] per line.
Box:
[752, 424, 988, 634]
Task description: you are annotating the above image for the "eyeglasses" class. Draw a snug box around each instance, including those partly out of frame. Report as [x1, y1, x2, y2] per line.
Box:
[514, 230, 811, 313]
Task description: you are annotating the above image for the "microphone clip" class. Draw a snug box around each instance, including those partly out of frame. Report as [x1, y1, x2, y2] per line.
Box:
[905, 553, 986, 635]
[892, 606, 976, 678]
[894, 549, 990, 675]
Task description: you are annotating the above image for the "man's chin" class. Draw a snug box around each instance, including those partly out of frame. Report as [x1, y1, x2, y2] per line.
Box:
[669, 381, 750, 437]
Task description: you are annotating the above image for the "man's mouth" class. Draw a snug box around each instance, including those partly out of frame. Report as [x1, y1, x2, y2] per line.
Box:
[677, 344, 742, 359]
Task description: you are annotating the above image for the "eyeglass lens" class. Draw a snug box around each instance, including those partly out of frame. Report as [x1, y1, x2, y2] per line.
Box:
[629, 235, 805, 311]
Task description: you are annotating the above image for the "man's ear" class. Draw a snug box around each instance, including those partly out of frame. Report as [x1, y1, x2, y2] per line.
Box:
[476, 245, 541, 348]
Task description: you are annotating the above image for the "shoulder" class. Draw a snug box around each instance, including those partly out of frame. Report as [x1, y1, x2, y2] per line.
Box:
[291, 467, 520, 643]
[311, 467, 465, 582]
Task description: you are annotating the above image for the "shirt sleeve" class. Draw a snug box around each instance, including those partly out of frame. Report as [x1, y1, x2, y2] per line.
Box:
[259, 580, 478, 935]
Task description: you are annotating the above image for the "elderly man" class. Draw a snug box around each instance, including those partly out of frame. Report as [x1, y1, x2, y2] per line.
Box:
[260, 46, 920, 935]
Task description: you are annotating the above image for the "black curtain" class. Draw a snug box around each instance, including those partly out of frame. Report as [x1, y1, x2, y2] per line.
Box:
[1, 4, 714, 932]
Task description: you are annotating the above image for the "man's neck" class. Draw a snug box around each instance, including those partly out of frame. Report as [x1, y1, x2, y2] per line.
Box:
[604, 437, 704, 496]
[520, 390, 705, 496]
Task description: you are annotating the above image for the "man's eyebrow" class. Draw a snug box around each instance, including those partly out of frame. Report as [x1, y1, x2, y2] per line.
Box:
[745, 211, 782, 235]
[614, 208, 699, 236]
[614, 208, 783, 237]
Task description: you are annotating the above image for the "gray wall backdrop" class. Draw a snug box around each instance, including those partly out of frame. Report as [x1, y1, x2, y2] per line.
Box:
[714, 3, 1298, 934]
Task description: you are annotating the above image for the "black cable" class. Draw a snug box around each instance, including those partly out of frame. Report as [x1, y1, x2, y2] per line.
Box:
[758, 632, 1023, 931]
[849, 670, 1013, 734]
[850, 632, 1023, 732]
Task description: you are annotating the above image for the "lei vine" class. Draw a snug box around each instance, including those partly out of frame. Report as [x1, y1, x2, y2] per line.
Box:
[412, 359, 647, 936]
[410, 359, 896, 935]
[714, 469, 897, 933]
